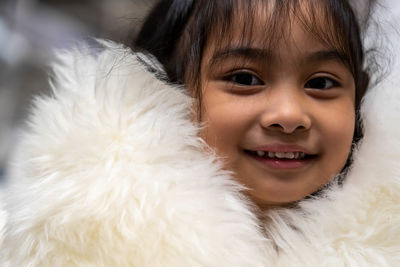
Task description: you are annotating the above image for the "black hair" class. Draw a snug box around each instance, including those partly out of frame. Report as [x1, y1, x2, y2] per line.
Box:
[134, 0, 195, 82]
[132, 0, 373, 143]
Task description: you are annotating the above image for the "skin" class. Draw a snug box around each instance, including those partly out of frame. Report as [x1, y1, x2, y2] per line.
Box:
[198, 15, 356, 209]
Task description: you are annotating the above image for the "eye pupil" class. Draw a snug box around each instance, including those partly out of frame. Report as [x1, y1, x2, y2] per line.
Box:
[305, 77, 335, 89]
[308, 78, 326, 88]
[231, 73, 260, 86]
[233, 74, 253, 85]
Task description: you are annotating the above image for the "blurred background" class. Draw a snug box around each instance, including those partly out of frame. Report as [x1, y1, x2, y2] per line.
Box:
[0, 0, 398, 183]
[0, 0, 156, 182]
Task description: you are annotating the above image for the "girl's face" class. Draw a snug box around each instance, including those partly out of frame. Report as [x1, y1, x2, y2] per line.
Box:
[199, 16, 355, 208]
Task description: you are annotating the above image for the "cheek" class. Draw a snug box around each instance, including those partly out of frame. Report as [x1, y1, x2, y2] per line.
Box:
[200, 110, 238, 155]
[318, 102, 355, 171]
[199, 89, 255, 161]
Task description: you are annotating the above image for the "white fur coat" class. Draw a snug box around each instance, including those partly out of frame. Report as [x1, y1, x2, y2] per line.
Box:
[1, 5, 400, 267]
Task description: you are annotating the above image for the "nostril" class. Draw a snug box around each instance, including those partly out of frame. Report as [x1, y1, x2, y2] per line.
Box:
[296, 125, 306, 130]
[270, 123, 282, 128]
[267, 123, 288, 132]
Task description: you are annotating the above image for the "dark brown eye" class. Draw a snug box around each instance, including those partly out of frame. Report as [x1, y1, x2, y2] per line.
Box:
[305, 77, 339, 90]
[227, 72, 263, 86]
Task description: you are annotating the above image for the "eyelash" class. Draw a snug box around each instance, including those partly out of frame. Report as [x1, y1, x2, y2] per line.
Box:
[305, 77, 340, 90]
[224, 71, 340, 90]
[224, 71, 264, 86]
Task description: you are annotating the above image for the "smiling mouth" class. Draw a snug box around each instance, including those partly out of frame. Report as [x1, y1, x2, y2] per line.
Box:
[246, 150, 302, 159]
[244, 150, 317, 160]
[244, 150, 317, 170]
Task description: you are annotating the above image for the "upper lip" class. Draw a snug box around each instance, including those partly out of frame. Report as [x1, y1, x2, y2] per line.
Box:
[247, 144, 316, 155]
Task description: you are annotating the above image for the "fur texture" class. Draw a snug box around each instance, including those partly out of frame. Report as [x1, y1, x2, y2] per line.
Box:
[0, 42, 271, 266]
[1, 4, 400, 266]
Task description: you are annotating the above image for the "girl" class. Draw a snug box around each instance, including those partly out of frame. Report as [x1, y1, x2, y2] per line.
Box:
[134, 0, 369, 208]
[1, 0, 399, 266]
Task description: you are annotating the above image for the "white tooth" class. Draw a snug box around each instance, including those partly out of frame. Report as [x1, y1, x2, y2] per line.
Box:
[285, 152, 295, 159]
[268, 152, 274, 158]
[257, 151, 265, 157]
[294, 152, 300, 159]
[275, 152, 285, 158]
[300, 152, 306, 159]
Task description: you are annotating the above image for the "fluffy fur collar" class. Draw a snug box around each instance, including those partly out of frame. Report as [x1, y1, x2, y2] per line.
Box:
[1, 7, 400, 267]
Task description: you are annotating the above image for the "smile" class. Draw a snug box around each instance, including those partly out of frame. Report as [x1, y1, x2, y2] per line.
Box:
[248, 150, 307, 160]
[244, 149, 317, 170]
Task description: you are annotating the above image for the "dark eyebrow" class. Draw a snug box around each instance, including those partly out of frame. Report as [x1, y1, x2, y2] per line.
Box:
[305, 50, 350, 67]
[209, 47, 351, 69]
[209, 47, 273, 67]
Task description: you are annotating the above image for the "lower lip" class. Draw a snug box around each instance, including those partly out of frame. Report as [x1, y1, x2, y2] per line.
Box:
[248, 154, 314, 169]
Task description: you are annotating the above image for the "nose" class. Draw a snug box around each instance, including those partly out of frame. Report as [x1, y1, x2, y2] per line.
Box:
[260, 86, 312, 134]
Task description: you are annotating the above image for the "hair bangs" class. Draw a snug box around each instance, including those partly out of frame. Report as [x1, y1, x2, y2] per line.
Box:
[206, 0, 361, 73]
